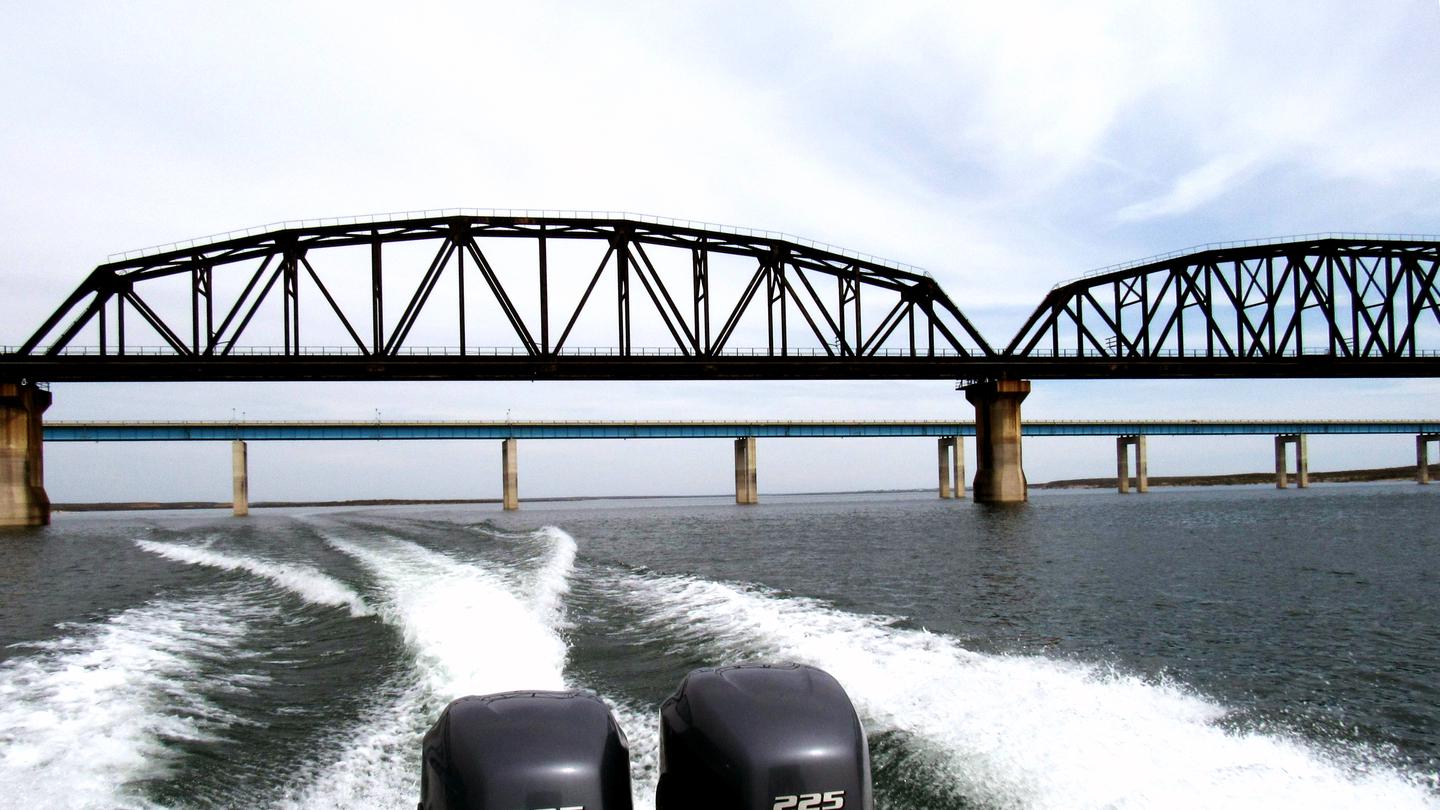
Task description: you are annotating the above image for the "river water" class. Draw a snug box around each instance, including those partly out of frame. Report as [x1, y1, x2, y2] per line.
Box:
[0, 484, 1436, 809]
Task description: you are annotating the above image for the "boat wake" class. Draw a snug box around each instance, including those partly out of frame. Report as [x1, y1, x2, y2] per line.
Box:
[0, 587, 274, 809]
[602, 569, 1439, 809]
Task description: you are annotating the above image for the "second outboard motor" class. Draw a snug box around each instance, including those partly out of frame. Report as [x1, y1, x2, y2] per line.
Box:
[657, 664, 872, 810]
[420, 689, 633, 810]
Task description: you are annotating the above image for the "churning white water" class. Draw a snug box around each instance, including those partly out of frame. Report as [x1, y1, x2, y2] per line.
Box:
[135, 539, 374, 617]
[608, 570, 1439, 810]
[0, 589, 273, 810]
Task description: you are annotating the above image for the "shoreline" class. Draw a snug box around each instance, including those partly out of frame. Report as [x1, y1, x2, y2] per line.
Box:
[48, 465, 1436, 512]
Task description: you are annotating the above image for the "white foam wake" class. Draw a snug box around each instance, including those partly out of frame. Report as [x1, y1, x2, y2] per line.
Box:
[609, 571, 1439, 810]
[328, 534, 568, 698]
[135, 539, 373, 617]
[279, 527, 580, 808]
[0, 590, 272, 809]
[529, 526, 578, 625]
[608, 699, 660, 809]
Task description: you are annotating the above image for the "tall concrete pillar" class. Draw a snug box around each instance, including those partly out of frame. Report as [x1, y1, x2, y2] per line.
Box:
[1117, 435, 1149, 494]
[1295, 434, 1309, 489]
[937, 437, 955, 499]
[1117, 437, 1131, 494]
[964, 380, 1031, 503]
[734, 436, 757, 505]
[231, 440, 249, 517]
[0, 382, 51, 528]
[1419, 434, 1439, 485]
[955, 437, 966, 498]
[502, 438, 519, 510]
[1275, 434, 1308, 489]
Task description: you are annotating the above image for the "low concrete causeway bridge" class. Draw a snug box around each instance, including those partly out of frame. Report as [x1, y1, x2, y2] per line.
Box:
[36, 419, 1440, 515]
[3, 211, 1440, 524]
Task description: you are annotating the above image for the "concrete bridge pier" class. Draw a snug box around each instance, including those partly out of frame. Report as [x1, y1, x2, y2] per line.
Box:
[965, 380, 1031, 503]
[232, 440, 249, 516]
[734, 436, 758, 504]
[1275, 434, 1309, 488]
[1117, 435, 1149, 493]
[937, 437, 965, 499]
[502, 438, 519, 510]
[1419, 434, 1439, 484]
[1, 382, 51, 528]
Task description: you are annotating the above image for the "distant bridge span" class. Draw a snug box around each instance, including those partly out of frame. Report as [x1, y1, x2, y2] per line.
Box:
[41, 418, 1440, 441]
[38, 419, 1440, 514]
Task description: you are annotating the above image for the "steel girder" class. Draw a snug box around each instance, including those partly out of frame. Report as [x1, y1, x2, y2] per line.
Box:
[1006, 238, 1440, 375]
[4, 224, 1440, 382]
[9, 215, 991, 378]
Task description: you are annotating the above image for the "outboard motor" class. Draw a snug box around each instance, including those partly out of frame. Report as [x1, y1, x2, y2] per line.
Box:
[657, 664, 872, 810]
[420, 690, 633, 810]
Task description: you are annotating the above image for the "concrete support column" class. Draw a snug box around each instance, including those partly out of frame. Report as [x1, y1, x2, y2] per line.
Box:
[1419, 434, 1439, 485]
[1116, 435, 1149, 494]
[955, 437, 966, 499]
[1117, 437, 1131, 494]
[502, 438, 519, 511]
[937, 437, 955, 499]
[1275, 434, 1309, 489]
[734, 436, 757, 505]
[0, 382, 51, 528]
[1296, 434, 1308, 488]
[231, 440, 249, 517]
[964, 380, 1031, 503]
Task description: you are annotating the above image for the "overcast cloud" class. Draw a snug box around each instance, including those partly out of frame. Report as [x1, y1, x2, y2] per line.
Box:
[3, 1, 1438, 502]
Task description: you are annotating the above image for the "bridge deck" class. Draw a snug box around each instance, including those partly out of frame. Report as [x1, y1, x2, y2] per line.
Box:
[42, 419, 1440, 441]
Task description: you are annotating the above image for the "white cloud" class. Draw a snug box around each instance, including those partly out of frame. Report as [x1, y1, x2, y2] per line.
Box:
[1115, 152, 1262, 222]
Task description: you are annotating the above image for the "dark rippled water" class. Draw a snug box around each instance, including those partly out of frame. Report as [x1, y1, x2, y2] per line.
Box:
[0, 483, 1436, 808]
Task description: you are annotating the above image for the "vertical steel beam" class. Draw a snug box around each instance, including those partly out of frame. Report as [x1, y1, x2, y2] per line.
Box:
[539, 234, 550, 354]
[616, 236, 631, 355]
[371, 238, 384, 355]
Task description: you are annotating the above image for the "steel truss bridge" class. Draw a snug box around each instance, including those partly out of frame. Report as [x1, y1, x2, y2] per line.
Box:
[42, 419, 1440, 442]
[2, 211, 1439, 381]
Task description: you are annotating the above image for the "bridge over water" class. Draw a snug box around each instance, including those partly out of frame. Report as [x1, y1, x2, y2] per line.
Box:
[38, 419, 1440, 515]
[4, 211, 1440, 524]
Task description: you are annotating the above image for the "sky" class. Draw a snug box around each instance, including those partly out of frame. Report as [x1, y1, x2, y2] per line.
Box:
[3, 1, 1439, 503]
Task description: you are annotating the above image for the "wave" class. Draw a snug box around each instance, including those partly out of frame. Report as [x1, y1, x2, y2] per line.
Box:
[135, 539, 373, 617]
[0, 589, 272, 809]
[605, 570, 1440, 809]
[271, 677, 429, 810]
[326, 533, 568, 698]
[273, 525, 580, 807]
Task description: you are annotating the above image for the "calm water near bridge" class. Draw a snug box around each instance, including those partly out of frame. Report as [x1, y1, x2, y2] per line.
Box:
[0, 484, 1436, 808]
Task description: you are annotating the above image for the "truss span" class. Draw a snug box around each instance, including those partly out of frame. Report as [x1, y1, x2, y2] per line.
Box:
[1006, 236, 1440, 377]
[3, 221, 1439, 381]
[7, 212, 993, 381]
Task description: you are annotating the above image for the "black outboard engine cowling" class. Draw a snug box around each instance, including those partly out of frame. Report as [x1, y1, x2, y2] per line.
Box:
[420, 690, 633, 810]
[657, 664, 873, 810]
